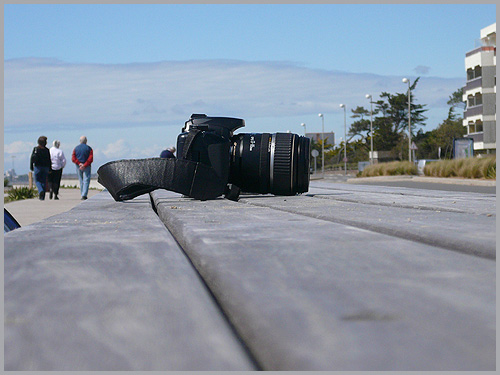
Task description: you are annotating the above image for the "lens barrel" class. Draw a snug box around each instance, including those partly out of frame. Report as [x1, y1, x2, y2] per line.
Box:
[229, 132, 310, 195]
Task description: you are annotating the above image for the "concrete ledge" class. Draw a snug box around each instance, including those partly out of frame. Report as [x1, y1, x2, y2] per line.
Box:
[349, 175, 496, 186]
[306, 182, 495, 259]
[152, 184, 495, 370]
[413, 176, 496, 186]
[5, 181, 496, 371]
[4, 192, 255, 371]
[5, 188, 101, 226]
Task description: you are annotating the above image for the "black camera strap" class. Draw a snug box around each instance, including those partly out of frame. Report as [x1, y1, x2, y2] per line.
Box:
[97, 157, 227, 201]
[97, 129, 234, 201]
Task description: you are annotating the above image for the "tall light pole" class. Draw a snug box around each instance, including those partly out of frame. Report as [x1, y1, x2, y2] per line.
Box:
[301, 122, 306, 136]
[402, 78, 412, 162]
[365, 94, 374, 165]
[339, 104, 347, 176]
[318, 113, 324, 177]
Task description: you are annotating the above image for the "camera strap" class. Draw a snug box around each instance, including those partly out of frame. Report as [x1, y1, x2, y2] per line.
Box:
[97, 130, 234, 201]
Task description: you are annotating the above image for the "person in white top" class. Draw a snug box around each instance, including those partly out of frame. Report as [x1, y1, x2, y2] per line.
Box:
[48, 140, 67, 200]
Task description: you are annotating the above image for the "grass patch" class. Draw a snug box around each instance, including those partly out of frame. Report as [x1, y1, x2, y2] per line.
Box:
[423, 156, 496, 179]
[358, 161, 418, 177]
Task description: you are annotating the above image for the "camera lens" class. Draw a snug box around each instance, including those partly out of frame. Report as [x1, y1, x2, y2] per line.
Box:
[229, 132, 310, 195]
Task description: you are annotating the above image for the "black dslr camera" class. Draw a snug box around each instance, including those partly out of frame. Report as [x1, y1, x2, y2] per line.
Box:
[97, 114, 310, 202]
[178, 114, 310, 198]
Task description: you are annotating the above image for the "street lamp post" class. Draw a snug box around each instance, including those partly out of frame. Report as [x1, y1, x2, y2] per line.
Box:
[402, 78, 412, 162]
[339, 104, 347, 176]
[301, 122, 310, 171]
[365, 94, 374, 165]
[318, 114, 325, 177]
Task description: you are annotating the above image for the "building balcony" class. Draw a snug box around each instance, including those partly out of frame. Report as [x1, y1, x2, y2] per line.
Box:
[466, 46, 496, 57]
[467, 132, 484, 143]
[464, 77, 482, 92]
[464, 105, 483, 118]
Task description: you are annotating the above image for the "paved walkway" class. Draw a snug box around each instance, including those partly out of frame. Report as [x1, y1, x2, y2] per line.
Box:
[5, 188, 101, 227]
[4, 174, 495, 227]
[349, 175, 497, 186]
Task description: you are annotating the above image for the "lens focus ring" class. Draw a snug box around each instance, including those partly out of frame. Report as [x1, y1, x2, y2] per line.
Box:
[271, 133, 293, 195]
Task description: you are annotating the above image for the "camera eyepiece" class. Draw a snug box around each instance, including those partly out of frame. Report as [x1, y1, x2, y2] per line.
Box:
[184, 114, 245, 138]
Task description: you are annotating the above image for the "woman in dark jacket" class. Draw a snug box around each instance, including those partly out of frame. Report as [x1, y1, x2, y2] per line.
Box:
[30, 136, 51, 200]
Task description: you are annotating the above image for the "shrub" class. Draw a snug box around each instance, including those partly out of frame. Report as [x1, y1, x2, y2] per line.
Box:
[479, 156, 496, 179]
[359, 161, 417, 177]
[486, 159, 496, 179]
[442, 160, 457, 177]
[423, 156, 495, 179]
[393, 161, 417, 175]
[459, 159, 481, 179]
[7, 186, 38, 201]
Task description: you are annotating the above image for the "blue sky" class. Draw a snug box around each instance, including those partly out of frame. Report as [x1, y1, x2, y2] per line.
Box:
[4, 4, 497, 174]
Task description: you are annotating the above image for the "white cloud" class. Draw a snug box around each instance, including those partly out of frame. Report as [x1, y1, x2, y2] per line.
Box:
[5, 58, 465, 173]
[414, 65, 431, 75]
[102, 139, 131, 159]
[4, 140, 35, 154]
[4, 58, 464, 132]
[100, 138, 165, 161]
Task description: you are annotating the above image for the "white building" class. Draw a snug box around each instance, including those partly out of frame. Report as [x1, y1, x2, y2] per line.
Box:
[463, 23, 496, 154]
[305, 132, 335, 148]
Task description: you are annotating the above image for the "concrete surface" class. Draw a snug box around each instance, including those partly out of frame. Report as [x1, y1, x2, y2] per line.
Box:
[152, 187, 495, 370]
[349, 175, 496, 186]
[5, 188, 101, 227]
[348, 175, 496, 194]
[4, 178, 496, 370]
[5, 175, 494, 227]
[4, 193, 256, 371]
[306, 181, 495, 259]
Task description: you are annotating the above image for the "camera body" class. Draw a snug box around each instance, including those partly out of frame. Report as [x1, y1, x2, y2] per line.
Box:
[97, 113, 310, 202]
[177, 114, 310, 196]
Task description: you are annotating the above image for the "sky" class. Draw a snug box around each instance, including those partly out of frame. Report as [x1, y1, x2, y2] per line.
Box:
[3, 3, 497, 175]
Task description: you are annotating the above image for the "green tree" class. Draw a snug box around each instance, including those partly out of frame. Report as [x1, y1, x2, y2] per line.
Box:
[414, 88, 466, 159]
[381, 77, 427, 135]
[446, 88, 465, 120]
[310, 137, 334, 170]
[347, 78, 428, 160]
[373, 117, 401, 152]
[434, 117, 466, 159]
[348, 106, 371, 142]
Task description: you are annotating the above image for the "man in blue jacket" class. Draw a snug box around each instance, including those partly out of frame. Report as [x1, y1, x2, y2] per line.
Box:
[72, 136, 93, 200]
[160, 146, 176, 159]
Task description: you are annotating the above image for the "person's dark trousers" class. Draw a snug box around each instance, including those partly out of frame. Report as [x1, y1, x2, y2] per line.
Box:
[33, 166, 49, 200]
[48, 169, 63, 199]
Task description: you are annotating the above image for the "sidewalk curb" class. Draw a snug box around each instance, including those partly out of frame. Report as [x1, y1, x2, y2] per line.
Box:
[347, 175, 496, 187]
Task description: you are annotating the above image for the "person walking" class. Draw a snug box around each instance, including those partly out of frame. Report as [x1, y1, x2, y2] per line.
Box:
[160, 146, 176, 158]
[48, 140, 66, 200]
[30, 136, 51, 200]
[72, 136, 93, 200]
